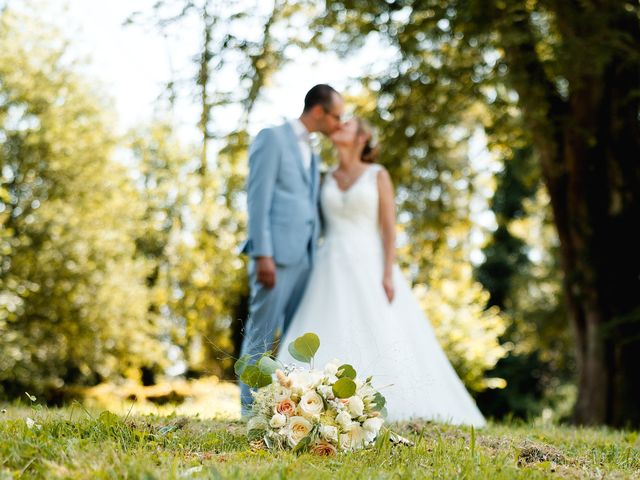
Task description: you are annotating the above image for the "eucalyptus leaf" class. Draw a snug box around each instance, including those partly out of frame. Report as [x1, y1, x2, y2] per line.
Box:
[332, 377, 356, 398]
[234, 354, 251, 376]
[337, 364, 356, 379]
[257, 356, 280, 376]
[288, 333, 320, 363]
[240, 365, 272, 388]
[372, 392, 386, 411]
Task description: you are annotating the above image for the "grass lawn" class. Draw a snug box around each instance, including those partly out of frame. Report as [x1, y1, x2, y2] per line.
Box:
[1, 383, 639, 479]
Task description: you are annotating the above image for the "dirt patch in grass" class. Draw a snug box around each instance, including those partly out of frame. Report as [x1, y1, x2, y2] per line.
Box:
[517, 440, 567, 465]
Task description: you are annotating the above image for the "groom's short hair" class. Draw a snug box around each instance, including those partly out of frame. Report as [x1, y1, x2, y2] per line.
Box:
[303, 84, 339, 113]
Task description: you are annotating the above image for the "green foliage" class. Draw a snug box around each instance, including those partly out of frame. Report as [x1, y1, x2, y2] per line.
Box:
[240, 365, 272, 389]
[127, 122, 247, 379]
[476, 149, 572, 420]
[331, 377, 357, 399]
[336, 364, 356, 380]
[0, 9, 165, 398]
[287, 332, 320, 364]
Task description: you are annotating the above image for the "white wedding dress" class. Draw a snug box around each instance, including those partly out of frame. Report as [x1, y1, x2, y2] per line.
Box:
[277, 164, 486, 427]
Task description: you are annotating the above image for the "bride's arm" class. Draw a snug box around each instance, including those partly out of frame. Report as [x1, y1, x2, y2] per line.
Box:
[377, 167, 396, 303]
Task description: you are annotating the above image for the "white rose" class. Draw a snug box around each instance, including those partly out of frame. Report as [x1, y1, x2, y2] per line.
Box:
[363, 417, 384, 442]
[319, 425, 338, 443]
[299, 391, 324, 417]
[336, 410, 353, 430]
[324, 362, 339, 376]
[247, 415, 268, 431]
[340, 424, 368, 451]
[363, 417, 384, 433]
[269, 413, 287, 429]
[317, 385, 334, 400]
[273, 385, 291, 403]
[286, 416, 312, 447]
[347, 396, 365, 417]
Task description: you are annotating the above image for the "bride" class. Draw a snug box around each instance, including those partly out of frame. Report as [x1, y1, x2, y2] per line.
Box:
[277, 117, 486, 427]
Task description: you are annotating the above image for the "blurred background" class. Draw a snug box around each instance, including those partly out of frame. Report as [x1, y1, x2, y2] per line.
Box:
[1, 0, 638, 427]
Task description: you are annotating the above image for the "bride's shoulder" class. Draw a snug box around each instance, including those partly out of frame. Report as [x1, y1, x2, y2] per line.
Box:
[369, 164, 394, 189]
[369, 163, 389, 178]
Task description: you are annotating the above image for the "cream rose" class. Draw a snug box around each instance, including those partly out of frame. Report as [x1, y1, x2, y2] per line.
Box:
[275, 398, 297, 417]
[269, 413, 287, 429]
[335, 410, 353, 430]
[299, 391, 324, 417]
[319, 425, 338, 443]
[310, 440, 338, 456]
[286, 416, 312, 447]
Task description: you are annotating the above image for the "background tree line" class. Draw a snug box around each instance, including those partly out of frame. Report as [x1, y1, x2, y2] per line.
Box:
[1, 0, 638, 427]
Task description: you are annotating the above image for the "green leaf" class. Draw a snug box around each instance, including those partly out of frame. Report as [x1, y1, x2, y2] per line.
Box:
[337, 364, 356, 379]
[287, 333, 320, 363]
[372, 392, 386, 411]
[332, 377, 356, 398]
[240, 365, 272, 388]
[292, 424, 318, 455]
[292, 433, 313, 455]
[257, 356, 280, 376]
[234, 354, 251, 376]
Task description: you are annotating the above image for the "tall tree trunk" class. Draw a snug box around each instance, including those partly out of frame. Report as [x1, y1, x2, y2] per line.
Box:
[197, 1, 214, 180]
[499, 5, 640, 426]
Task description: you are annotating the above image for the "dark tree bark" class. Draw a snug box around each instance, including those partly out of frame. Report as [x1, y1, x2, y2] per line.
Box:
[499, 4, 640, 426]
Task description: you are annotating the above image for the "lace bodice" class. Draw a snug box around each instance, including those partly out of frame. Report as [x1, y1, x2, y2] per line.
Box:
[321, 164, 383, 244]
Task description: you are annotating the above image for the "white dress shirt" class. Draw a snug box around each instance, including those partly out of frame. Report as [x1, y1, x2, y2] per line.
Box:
[289, 118, 312, 171]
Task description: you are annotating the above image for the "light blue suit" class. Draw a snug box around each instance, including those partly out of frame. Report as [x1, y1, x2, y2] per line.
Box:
[239, 121, 320, 414]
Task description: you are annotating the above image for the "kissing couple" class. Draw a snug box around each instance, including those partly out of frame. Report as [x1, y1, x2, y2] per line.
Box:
[239, 84, 485, 427]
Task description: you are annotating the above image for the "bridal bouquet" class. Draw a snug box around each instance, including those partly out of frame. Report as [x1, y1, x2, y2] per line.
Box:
[236, 333, 388, 455]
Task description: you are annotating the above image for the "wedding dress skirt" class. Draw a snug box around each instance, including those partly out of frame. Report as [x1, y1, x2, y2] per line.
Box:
[277, 165, 486, 427]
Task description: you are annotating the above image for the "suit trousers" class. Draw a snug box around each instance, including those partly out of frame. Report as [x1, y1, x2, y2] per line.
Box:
[239, 250, 312, 416]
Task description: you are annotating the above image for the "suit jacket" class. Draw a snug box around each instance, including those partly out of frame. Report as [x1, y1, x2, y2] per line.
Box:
[241, 122, 321, 266]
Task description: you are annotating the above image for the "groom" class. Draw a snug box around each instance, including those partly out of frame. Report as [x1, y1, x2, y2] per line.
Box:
[239, 84, 344, 415]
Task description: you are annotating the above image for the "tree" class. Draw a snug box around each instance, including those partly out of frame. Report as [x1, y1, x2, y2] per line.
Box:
[0, 8, 165, 399]
[476, 149, 573, 419]
[320, 0, 640, 425]
[125, 0, 312, 372]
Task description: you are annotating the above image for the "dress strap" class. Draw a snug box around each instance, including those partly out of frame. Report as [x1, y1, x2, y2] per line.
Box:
[367, 163, 383, 181]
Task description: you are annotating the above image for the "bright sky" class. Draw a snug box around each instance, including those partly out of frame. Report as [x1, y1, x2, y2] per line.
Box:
[54, 0, 393, 138]
[18, 0, 497, 245]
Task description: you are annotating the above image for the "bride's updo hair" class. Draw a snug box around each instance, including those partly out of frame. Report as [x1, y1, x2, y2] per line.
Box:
[356, 118, 380, 164]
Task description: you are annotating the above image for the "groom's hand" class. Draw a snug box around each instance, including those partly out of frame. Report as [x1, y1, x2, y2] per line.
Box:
[256, 256, 277, 288]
